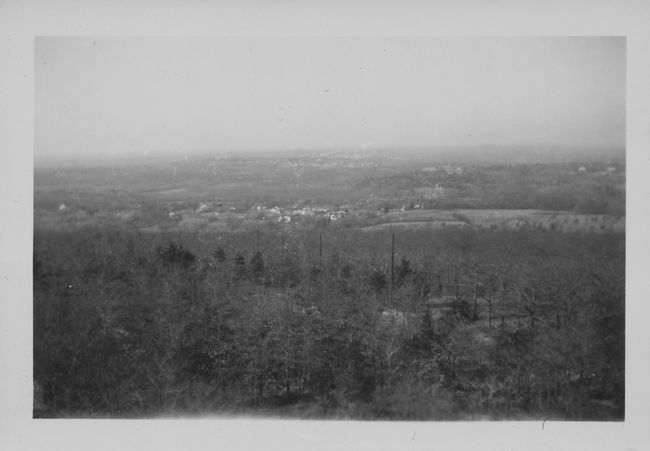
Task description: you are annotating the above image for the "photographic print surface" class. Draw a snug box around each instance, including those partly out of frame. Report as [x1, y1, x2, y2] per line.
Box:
[33, 37, 625, 419]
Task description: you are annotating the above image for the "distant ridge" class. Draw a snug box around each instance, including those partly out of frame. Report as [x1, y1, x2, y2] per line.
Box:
[35, 144, 625, 168]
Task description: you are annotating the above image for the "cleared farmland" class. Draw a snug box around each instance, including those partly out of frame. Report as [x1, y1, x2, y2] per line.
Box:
[360, 209, 624, 234]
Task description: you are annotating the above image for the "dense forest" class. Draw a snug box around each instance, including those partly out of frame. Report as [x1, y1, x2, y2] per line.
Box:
[33, 225, 624, 419]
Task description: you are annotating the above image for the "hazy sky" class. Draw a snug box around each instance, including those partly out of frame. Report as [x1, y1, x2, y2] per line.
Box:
[35, 37, 625, 158]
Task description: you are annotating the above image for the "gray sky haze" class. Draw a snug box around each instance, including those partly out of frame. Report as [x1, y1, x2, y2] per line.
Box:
[35, 37, 625, 159]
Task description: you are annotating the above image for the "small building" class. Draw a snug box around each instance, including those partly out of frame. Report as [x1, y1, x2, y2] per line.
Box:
[58, 204, 69, 212]
[444, 166, 463, 176]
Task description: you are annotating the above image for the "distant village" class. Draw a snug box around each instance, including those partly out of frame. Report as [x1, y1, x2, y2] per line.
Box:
[166, 202, 354, 225]
[163, 200, 434, 225]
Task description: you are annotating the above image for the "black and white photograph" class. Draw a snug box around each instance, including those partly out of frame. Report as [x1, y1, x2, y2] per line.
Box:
[2, 2, 650, 450]
[32, 36, 626, 420]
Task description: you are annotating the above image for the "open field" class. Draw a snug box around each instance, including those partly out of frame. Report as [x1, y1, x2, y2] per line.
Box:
[363, 209, 625, 233]
[361, 219, 469, 231]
